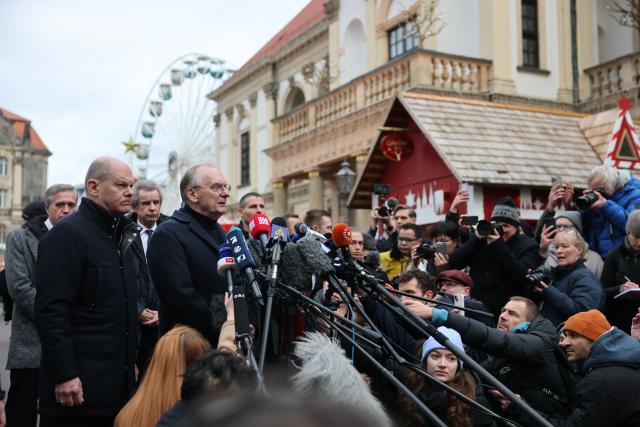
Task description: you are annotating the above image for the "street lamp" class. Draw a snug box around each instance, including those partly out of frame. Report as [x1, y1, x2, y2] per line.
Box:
[335, 160, 357, 222]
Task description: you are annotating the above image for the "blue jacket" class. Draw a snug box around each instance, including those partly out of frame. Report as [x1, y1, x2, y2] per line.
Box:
[583, 180, 640, 257]
[540, 260, 603, 326]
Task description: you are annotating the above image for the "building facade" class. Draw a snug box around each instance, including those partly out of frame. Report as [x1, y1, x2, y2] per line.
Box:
[0, 109, 51, 250]
[209, 0, 640, 229]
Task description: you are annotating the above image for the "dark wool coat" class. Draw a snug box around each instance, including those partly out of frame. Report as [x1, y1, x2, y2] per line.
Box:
[35, 198, 138, 418]
[448, 233, 544, 317]
[146, 207, 227, 346]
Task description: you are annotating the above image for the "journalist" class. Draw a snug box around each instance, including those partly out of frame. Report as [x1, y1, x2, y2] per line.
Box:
[380, 223, 422, 280]
[448, 197, 543, 317]
[580, 165, 640, 258]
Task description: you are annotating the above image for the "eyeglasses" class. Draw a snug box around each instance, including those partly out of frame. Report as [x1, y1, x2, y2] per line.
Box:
[195, 183, 231, 194]
[398, 237, 417, 243]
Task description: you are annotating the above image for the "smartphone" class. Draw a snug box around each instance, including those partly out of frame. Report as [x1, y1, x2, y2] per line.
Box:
[551, 175, 562, 187]
[453, 294, 465, 317]
[461, 216, 478, 226]
[436, 242, 447, 255]
[459, 182, 470, 193]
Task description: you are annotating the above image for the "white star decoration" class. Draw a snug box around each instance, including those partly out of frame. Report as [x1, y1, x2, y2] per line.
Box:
[405, 190, 416, 208]
[533, 198, 544, 210]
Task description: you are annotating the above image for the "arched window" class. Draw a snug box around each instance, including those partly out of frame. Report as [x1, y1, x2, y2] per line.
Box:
[284, 87, 306, 113]
[0, 157, 8, 176]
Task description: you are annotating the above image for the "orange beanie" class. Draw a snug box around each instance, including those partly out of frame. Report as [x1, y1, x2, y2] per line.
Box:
[564, 309, 611, 342]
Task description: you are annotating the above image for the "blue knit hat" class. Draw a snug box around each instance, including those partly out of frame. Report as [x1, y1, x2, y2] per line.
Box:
[421, 326, 465, 368]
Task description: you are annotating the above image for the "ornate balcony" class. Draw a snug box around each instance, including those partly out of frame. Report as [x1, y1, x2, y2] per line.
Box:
[583, 52, 640, 112]
[274, 49, 492, 146]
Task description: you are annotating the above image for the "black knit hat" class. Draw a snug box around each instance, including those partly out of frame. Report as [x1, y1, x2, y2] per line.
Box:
[491, 197, 520, 227]
[22, 200, 46, 221]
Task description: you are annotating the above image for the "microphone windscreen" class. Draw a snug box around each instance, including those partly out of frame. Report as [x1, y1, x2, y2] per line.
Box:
[280, 242, 308, 289]
[226, 227, 256, 269]
[296, 238, 335, 277]
[249, 213, 271, 239]
[217, 243, 236, 276]
[271, 216, 288, 227]
[331, 223, 353, 248]
[294, 222, 307, 238]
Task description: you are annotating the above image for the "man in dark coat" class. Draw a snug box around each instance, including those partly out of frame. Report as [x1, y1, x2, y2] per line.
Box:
[34, 157, 139, 427]
[411, 296, 574, 419]
[147, 164, 230, 346]
[5, 186, 76, 427]
[509, 309, 640, 426]
[448, 197, 544, 317]
[126, 179, 169, 378]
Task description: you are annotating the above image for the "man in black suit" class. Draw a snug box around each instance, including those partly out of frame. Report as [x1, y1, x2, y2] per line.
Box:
[147, 164, 230, 346]
[35, 156, 138, 427]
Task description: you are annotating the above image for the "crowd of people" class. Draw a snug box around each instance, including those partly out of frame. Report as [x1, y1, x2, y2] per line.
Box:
[1, 156, 640, 426]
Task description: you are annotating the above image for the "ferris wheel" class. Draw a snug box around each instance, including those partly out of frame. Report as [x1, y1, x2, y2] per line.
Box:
[124, 53, 234, 214]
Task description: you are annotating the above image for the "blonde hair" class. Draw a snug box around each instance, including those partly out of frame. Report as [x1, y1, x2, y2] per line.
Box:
[554, 230, 587, 260]
[114, 325, 211, 427]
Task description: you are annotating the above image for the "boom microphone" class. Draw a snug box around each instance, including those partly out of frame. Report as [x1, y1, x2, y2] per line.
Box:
[217, 243, 236, 294]
[281, 237, 335, 291]
[226, 227, 264, 304]
[249, 213, 271, 250]
[331, 223, 353, 249]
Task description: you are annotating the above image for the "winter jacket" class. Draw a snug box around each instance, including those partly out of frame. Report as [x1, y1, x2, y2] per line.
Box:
[582, 181, 640, 258]
[448, 233, 544, 317]
[4, 215, 48, 369]
[441, 313, 573, 419]
[518, 328, 640, 426]
[601, 240, 640, 332]
[35, 198, 139, 418]
[540, 260, 603, 326]
[379, 250, 409, 280]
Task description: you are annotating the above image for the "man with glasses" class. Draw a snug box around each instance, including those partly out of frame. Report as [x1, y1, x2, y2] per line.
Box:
[380, 223, 422, 280]
[374, 205, 416, 252]
[147, 164, 231, 346]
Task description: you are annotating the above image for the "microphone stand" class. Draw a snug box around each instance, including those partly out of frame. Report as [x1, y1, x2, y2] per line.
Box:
[258, 235, 285, 371]
[387, 289, 494, 319]
[277, 282, 447, 427]
[321, 274, 517, 426]
[351, 265, 553, 427]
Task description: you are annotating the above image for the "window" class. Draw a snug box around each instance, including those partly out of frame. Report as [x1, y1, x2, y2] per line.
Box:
[0, 190, 7, 208]
[522, 0, 539, 68]
[240, 132, 250, 187]
[388, 20, 419, 61]
[0, 158, 7, 176]
[0, 225, 6, 244]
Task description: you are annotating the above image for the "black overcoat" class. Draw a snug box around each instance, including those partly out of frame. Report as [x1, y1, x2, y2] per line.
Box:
[146, 208, 227, 345]
[35, 198, 138, 418]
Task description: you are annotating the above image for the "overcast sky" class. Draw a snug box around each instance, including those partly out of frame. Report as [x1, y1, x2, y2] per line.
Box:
[0, 0, 308, 186]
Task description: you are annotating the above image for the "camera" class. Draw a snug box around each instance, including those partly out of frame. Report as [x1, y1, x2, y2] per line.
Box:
[476, 220, 503, 237]
[415, 241, 437, 260]
[576, 190, 601, 210]
[377, 197, 398, 218]
[525, 267, 551, 286]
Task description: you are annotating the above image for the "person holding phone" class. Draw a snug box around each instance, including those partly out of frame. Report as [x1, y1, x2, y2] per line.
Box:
[533, 176, 575, 243]
[431, 221, 461, 273]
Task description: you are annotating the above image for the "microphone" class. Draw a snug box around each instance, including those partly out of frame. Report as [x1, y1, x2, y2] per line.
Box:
[249, 213, 271, 250]
[217, 243, 236, 294]
[268, 217, 290, 248]
[331, 223, 354, 262]
[296, 221, 328, 243]
[226, 227, 264, 304]
[232, 282, 252, 337]
[280, 237, 335, 291]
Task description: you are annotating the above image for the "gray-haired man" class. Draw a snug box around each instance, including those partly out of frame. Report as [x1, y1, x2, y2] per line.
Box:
[5, 184, 77, 426]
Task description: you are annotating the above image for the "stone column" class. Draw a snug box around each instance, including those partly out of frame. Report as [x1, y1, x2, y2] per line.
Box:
[272, 180, 287, 215]
[481, 0, 516, 95]
[327, 181, 341, 224]
[248, 93, 258, 189]
[555, 0, 573, 102]
[11, 155, 22, 212]
[353, 153, 369, 231]
[263, 83, 278, 190]
[213, 113, 221, 169]
[308, 170, 324, 210]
